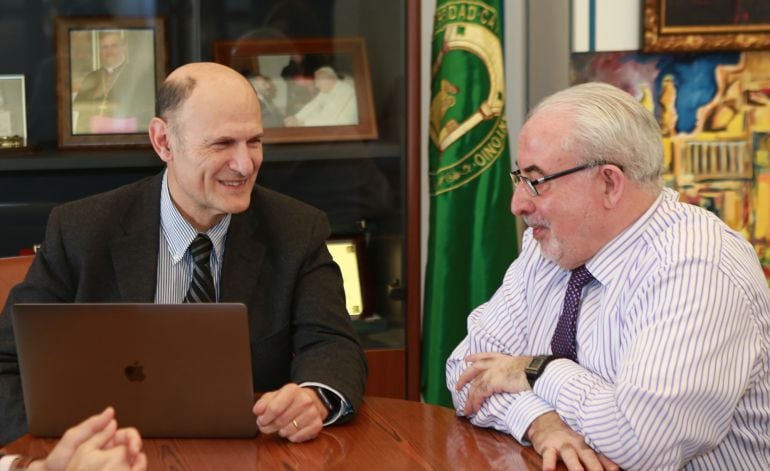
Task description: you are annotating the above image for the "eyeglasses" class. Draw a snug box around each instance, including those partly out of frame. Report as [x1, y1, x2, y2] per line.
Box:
[510, 161, 611, 197]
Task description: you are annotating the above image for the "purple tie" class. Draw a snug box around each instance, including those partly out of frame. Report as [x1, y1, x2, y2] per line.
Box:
[550, 265, 594, 361]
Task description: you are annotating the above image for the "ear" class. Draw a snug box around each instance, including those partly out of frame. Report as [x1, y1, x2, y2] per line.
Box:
[599, 164, 625, 209]
[148, 117, 173, 163]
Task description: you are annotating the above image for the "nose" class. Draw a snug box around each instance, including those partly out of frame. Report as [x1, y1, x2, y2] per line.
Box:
[511, 182, 534, 216]
[229, 143, 258, 176]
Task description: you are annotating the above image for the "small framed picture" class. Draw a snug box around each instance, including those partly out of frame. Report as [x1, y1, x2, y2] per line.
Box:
[326, 236, 370, 319]
[643, 0, 770, 52]
[213, 37, 378, 144]
[55, 17, 166, 148]
[0, 75, 27, 149]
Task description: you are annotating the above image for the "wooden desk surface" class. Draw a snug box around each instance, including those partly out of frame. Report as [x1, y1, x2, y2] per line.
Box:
[6, 396, 555, 470]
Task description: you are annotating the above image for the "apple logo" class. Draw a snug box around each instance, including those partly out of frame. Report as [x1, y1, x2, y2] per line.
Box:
[124, 361, 146, 382]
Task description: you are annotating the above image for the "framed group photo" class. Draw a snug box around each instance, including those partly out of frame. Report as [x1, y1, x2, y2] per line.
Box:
[0, 75, 27, 149]
[55, 16, 166, 148]
[643, 0, 770, 52]
[213, 37, 378, 144]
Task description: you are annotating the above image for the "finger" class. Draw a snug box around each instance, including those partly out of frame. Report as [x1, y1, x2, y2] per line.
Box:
[456, 364, 483, 390]
[576, 447, 604, 471]
[131, 452, 148, 471]
[463, 378, 489, 415]
[256, 385, 304, 432]
[541, 447, 558, 471]
[597, 454, 620, 471]
[58, 407, 115, 450]
[80, 418, 119, 452]
[252, 391, 276, 416]
[559, 447, 585, 471]
[281, 407, 324, 443]
[111, 427, 143, 455]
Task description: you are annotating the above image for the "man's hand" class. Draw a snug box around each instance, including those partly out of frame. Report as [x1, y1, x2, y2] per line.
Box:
[527, 412, 619, 471]
[456, 352, 532, 415]
[253, 383, 329, 442]
[29, 406, 146, 471]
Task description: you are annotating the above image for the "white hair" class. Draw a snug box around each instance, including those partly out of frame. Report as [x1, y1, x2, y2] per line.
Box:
[530, 82, 664, 194]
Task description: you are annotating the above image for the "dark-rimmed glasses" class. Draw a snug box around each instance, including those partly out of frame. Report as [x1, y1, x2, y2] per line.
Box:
[510, 161, 611, 197]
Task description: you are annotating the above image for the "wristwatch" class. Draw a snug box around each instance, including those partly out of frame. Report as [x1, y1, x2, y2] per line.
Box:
[524, 355, 560, 387]
[312, 386, 337, 415]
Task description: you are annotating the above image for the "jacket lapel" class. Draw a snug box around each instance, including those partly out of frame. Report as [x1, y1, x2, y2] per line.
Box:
[110, 173, 163, 301]
[220, 200, 265, 302]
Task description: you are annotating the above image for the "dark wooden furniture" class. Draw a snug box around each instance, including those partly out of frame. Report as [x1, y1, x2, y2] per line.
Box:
[5, 397, 559, 470]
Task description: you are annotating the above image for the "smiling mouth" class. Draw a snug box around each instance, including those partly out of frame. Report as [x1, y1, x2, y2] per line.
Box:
[220, 179, 248, 187]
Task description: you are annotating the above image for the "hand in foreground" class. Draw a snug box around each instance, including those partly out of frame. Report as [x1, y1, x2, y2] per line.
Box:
[253, 383, 329, 443]
[456, 352, 532, 415]
[29, 406, 146, 471]
[527, 412, 619, 471]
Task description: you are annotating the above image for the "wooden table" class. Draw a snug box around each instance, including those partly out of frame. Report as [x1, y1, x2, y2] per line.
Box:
[6, 396, 556, 469]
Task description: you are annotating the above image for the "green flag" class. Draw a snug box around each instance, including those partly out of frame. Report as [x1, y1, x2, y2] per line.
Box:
[422, 0, 518, 407]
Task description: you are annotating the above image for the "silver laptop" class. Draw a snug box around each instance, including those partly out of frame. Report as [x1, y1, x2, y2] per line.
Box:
[13, 303, 257, 438]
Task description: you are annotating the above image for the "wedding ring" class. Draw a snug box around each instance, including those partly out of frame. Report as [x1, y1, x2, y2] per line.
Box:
[292, 419, 300, 430]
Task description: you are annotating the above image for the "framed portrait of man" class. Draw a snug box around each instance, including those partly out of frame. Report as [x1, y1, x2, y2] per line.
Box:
[643, 0, 770, 52]
[0, 75, 27, 149]
[55, 17, 166, 148]
[213, 37, 378, 144]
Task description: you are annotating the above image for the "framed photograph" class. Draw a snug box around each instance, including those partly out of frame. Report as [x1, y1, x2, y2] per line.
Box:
[326, 236, 370, 319]
[643, 0, 770, 52]
[55, 17, 166, 148]
[0, 75, 27, 149]
[213, 37, 378, 144]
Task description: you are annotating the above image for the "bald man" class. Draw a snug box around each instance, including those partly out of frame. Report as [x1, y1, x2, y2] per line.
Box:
[0, 63, 367, 444]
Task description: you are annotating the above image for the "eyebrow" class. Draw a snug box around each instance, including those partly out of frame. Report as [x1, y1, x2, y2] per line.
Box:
[515, 162, 545, 175]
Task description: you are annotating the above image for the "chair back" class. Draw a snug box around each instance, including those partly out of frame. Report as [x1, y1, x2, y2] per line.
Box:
[0, 255, 34, 312]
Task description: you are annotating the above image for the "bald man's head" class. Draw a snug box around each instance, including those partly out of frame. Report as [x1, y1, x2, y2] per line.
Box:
[155, 62, 257, 120]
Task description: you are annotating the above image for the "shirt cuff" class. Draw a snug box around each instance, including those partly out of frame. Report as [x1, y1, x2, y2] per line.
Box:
[299, 381, 350, 426]
[0, 455, 22, 471]
[534, 358, 585, 408]
[502, 391, 555, 444]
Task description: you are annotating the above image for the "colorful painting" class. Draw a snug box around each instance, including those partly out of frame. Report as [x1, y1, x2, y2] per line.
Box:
[571, 51, 770, 283]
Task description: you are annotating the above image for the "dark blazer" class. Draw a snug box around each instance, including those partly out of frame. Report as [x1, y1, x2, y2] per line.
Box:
[0, 173, 367, 444]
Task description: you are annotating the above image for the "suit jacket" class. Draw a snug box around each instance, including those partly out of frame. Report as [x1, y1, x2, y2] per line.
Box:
[0, 172, 367, 444]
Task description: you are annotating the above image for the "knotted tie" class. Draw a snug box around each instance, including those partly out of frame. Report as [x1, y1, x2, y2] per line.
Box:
[550, 265, 594, 361]
[184, 234, 216, 303]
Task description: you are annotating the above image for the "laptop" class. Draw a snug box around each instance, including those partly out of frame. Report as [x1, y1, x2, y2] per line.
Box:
[13, 303, 257, 438]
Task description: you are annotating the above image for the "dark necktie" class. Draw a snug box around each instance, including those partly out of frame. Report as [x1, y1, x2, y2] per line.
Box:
[550, 265, 594, 361]
[184, 234, 216, 303]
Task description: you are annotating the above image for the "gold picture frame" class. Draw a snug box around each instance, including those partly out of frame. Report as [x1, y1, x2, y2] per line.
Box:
[643, 0, 770, 52]
[55, 16, 166, 148]
[213, 37, 378, 144]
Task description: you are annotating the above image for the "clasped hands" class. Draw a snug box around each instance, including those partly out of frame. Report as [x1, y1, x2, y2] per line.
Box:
[457, 352, 618, 471]
[253, 383, 330, 443]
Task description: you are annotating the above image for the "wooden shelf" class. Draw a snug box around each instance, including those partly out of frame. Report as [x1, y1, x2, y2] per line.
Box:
[0, 141, 402, 172]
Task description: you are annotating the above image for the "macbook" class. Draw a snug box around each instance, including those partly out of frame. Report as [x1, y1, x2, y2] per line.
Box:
[13, 303, 257, 438]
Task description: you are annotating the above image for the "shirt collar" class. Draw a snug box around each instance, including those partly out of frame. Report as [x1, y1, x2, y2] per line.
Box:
[160, 169, 231, 264]
[585, 188, 675, 285]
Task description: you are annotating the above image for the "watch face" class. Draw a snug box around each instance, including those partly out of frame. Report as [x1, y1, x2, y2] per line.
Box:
[529, 357, 546, 370]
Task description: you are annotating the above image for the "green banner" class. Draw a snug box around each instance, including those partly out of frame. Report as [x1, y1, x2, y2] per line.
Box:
[422, 0, 518, 407]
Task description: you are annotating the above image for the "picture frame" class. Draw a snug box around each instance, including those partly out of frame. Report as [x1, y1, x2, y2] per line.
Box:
[55, 17, 166, 148]
[0, 75, 27, 149]
[213, 37, 378, 144]
[643, 0, 770, 52]
[326, 236, 371, 319]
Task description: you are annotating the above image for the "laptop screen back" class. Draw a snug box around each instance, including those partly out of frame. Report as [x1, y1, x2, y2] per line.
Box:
[13, 303, 257, 438]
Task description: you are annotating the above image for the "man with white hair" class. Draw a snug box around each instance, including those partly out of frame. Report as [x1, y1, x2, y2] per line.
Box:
[446, 82, 770, 470]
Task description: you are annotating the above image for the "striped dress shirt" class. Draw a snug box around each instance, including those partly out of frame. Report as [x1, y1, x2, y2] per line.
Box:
[446, 188, 770, 470]
[155, 171, 230, 304]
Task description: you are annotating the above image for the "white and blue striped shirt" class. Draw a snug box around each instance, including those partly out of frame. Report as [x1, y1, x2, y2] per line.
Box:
[447, 188, 770, 470]
[155, 170, 231, 303]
